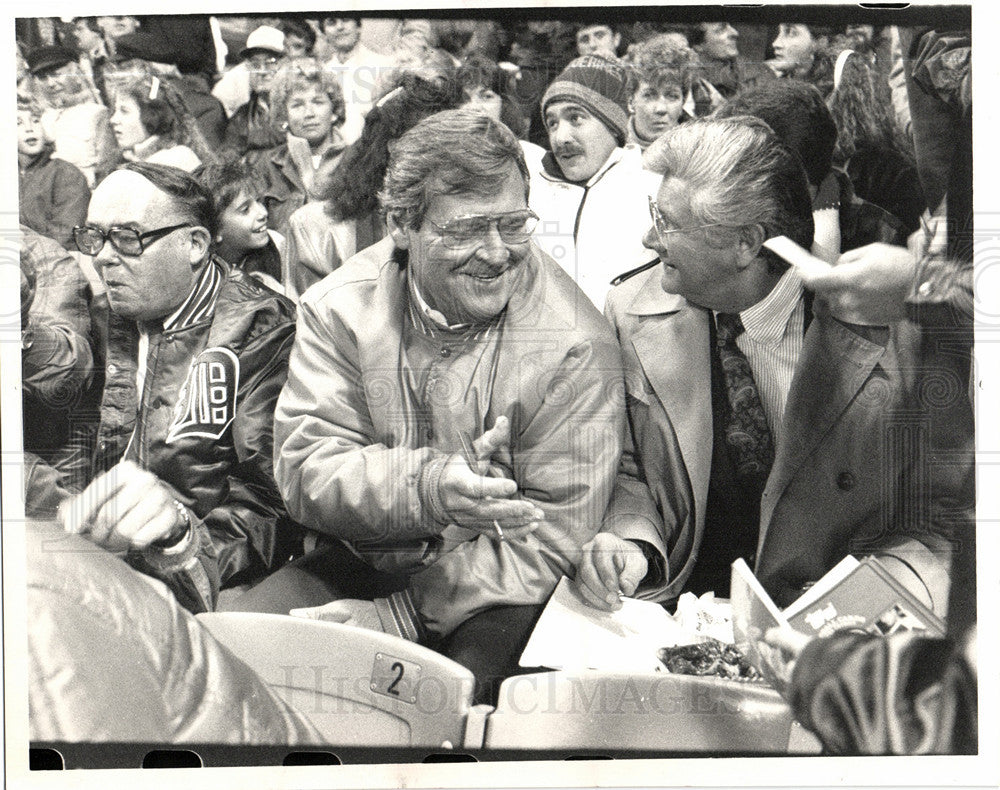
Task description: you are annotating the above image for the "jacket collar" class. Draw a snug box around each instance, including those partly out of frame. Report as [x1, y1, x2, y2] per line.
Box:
[162, 256, 227, 332]
[19, 145, 54, 171]
[539, 146, 625, 187]
[624, 267, 687, 316]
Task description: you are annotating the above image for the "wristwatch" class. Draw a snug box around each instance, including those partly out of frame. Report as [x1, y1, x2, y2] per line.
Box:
[150, 500, 192, 550]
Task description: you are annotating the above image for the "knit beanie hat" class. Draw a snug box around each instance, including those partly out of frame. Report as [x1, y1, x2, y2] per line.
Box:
[541, 55, 630, 146]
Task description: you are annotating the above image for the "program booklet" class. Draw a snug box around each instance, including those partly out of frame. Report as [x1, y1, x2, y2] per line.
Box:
[730, 555, 946, 692]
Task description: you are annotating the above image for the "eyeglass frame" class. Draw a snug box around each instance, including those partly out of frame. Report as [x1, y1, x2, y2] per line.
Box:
[73, 222, 194, 257]
[424, 209, 540, 249]
[647, 195, 726, 245]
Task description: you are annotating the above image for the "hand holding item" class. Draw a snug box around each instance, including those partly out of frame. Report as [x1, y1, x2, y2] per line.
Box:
[439, 416, 543, 539]
[60, 460, 191, 552]
[574, 533, 649, 612]
[760, 625, 813, 687]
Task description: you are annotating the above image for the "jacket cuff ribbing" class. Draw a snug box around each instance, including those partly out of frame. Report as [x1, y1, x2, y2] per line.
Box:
[418, 454, 452, 526]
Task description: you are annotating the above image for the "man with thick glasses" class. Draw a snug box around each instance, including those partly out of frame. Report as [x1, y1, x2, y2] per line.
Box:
[57, 161, 302, 614]
[235, 110, 624, 705]
[574, 118, 965, 622]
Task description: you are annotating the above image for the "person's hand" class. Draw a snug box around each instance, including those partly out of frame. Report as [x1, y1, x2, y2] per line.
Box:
[439, 416, 543, 538]
[60, 460, 190, 552]
[759, 626, 813, 687]
[290, 599, 383, 632]
[800, 242, 917, 325]
[573, 533, 649, 612]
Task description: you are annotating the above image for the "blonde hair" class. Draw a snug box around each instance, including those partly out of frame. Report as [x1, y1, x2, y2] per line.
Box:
[267, 57, 345, 132]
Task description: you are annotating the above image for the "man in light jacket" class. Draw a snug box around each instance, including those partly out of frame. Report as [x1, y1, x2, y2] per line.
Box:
[247, 109, 624, 704]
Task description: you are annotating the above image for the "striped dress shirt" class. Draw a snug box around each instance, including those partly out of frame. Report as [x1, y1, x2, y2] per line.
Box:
[717, 268, 805, 447]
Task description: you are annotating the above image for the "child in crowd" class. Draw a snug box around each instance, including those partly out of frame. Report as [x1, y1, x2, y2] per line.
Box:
[17, 97, 91, 248]
[106, 75, 213, 172]
[195, 158, 284, 295]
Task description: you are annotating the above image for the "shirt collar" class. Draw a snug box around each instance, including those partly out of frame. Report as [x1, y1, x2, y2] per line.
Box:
[730, 266, 804, 348]
[408, 274, 472, 333]
[162, 256, 226, 332]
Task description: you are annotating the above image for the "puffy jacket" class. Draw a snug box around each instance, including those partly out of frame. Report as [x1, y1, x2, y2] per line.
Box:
[528, 145, 661, 312]
[18, 147, 91, 248]
[84, 258, 302, 613]
[274, 238, 624, 640]
[28, 520, 323, 745]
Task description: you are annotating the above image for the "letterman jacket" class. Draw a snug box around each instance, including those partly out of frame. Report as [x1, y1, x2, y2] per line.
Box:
[85, 257, 302, 613]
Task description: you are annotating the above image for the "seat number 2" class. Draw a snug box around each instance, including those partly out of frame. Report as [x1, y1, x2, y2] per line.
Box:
[370, 653, 422, 705]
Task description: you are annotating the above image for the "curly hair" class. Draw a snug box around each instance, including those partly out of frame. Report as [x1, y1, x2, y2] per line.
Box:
[624, 33, 699, 95]
[828, 49, 911, 163]
[319, 70, 464, 222]
[267, 56, 345, 133]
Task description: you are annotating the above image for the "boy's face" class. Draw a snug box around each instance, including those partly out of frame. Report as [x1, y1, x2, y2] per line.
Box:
[17, 110, 46, 157]
[284, 33, 311, 58]
[218, 188, 270, 258]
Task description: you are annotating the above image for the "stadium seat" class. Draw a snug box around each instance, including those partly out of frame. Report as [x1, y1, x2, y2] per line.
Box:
[483, 670, 807, 753]
[196, 612, 483, 749]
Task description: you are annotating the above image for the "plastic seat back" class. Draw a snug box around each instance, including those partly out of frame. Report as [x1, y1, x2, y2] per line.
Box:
[196, 612, 478, 748]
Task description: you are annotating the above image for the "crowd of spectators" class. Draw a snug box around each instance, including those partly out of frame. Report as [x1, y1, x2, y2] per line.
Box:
[14, 12, 975, 757]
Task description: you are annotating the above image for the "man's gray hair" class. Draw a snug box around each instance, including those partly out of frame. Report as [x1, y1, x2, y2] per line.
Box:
[379, 108, 529, 230]
[645, 117, 814, 254]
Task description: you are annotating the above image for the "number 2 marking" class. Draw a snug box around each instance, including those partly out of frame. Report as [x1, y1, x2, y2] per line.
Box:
[387, 662, 404, 696]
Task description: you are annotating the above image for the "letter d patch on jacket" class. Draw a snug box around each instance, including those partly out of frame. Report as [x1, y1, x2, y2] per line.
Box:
[167, 347, 240, 443]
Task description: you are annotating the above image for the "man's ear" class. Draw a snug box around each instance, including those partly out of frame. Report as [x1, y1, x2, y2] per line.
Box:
[386, 212, 411, 251]
[187, 226, 212, 267]
[735, 223, 767, 270]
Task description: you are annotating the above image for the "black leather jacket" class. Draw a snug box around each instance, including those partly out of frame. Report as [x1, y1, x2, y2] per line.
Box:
[85, 257, 301, 612]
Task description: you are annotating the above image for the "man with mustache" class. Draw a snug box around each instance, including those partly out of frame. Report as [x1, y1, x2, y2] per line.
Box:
[529, 54, 661, 312]
[240, 109, 624, 705]
[57, 161, 302, 614]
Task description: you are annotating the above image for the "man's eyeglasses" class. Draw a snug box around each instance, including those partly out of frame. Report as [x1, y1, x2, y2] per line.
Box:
[73, 223, 193, 257]
[426, 210, 539, 249]
[647, 196, 723, 245]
